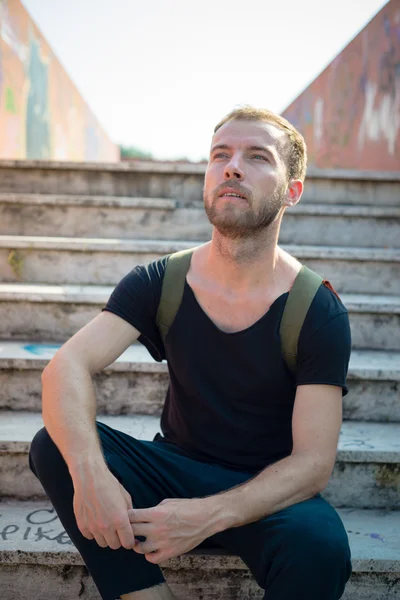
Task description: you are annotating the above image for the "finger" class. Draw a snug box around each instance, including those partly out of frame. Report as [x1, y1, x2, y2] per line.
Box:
[116, 521, 137, 550]
[103, 529, 122, 550]
[128, 508, 153, 523]
[79, 527, 95, 540]
[133, 540, 159, 555]
[129, 523, 152, 538]
[93, 532, 108, 548]
[121, 485, 133, 510]
[145, 550, 164, 564]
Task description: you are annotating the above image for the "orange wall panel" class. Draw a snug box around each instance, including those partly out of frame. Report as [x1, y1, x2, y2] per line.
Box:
[283, 0, 400, 171]
[0, 0, 119, 161]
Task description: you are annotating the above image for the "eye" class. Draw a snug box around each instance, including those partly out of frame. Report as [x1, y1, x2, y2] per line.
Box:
[251, 154, 268, 161]
[213, 153, 229, 159]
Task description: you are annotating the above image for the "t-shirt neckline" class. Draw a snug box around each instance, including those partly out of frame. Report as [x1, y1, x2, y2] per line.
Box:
[184, 280, 288, 337]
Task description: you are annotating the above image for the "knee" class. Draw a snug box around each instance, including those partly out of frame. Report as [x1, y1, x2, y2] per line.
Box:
[281, 513, 351, 571]
[259, 517, 352, 596]
[29, 427, 63, 478]
[301, 524, 350, 565]
[29, 424, 111, 479]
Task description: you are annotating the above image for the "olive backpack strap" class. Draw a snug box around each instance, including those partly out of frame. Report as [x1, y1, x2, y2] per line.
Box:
[279, 265, 323, 375]
[156, 247, 198, 346]
[157, 253, 323, 372]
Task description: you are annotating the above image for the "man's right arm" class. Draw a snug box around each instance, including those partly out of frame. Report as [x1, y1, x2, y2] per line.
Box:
[41, 310, 141, 549]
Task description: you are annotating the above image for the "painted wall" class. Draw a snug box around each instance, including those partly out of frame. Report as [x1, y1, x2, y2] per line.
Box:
[283, 0, 400, 171]
[0, 0, 119, 161]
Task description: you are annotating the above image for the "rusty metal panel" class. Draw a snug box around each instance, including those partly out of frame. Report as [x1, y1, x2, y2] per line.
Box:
[283, 0, 400, 172]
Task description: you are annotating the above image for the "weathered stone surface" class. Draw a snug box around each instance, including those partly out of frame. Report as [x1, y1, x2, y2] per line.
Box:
[302, 174, 400, 206]
[0, 161, 399, 205]
[0, 202, 214, 243]
[281, 209, 400, 247]
[1, 412, 400, 506]
[343, 380, 400, 422]
[2, 563, 399, 599]
[0, 564, 100, 600]
[0, 163, 207, 205]
[0, 284, 399, 349]
[1, 368, 399, 422]
[342, 573, 400, 599]
[0, 501, 399, 599]
[349, 312, 400, 351]
[0, 193, 177, 207]
[0, 343, 399, 422]
[0, 301, 396, 351]
[4, 503, 399, 571]
[1, 193, 400, 246]
[2, 237, 399, 294]
[1, 156, 400, 598]
[325, 463, 400, 509]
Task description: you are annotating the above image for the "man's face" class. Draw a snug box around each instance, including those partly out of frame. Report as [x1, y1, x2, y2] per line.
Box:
[204, 119, 290, 238]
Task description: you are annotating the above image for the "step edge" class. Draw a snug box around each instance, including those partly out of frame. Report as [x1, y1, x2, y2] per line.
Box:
[0, 549, 399, 573]
[1, 160, 400, 180]
[1, 193, 399, 216]
[0, 193, 177, 209]
[2, 444, 399, 463]
[1, 357, 398, 381]
[1, 237, 399, 261]
[1, 288, 399, 313]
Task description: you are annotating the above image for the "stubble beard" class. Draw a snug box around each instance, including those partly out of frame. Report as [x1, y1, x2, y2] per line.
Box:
[204, 183, 286, 240]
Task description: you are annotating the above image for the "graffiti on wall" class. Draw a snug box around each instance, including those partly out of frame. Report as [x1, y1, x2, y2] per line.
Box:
[26, 36, 50, 158]
[0, 0, 118, 161]
[283, 0, 400, 171]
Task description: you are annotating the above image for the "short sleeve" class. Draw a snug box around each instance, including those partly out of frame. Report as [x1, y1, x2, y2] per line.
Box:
[296, 311, 351, 396]
[101, 256, 169, 361]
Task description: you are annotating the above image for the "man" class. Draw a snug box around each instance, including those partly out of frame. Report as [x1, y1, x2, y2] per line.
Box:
[29, 107, 352, 600]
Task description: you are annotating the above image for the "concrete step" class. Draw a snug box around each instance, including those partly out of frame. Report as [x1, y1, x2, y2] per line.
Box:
[0, 411, 399, 510]
[0, 341, 399, 423]
[1, 159, 399, 205]
[2, 236, 399, 295]
[1, 500, 399, 600]
[1, 193, 399, 247]
[0, 283, 399, 350]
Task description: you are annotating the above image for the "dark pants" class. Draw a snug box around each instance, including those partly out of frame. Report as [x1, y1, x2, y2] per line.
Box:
[29, 422, 352, 600]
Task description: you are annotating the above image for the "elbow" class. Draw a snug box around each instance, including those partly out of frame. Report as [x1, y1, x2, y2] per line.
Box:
[41, 366, 50, 382]
[42, 350, 70, 381]
[42, 357, 58, 381]
[41, 361, 60, 418]
[293, 452, 334, 494]
[315, 462, 335, 492]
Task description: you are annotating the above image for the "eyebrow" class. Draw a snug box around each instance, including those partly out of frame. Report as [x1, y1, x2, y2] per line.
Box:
[210, 143, 276, 161]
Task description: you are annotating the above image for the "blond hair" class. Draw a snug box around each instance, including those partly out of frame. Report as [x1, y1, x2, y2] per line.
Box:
[214, 106, 307, 182]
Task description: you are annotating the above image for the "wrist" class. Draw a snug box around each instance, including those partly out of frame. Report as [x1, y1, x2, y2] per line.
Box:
[201, 494, 238, 536]
[68, 453, 109, 483]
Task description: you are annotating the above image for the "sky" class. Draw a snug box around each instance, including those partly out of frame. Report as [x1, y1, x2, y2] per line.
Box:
[22, 0, 389, 161]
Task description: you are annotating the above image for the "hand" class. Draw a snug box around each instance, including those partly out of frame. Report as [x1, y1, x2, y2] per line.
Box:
[128, 497, 212, 564]
[73, 467, 136, 550]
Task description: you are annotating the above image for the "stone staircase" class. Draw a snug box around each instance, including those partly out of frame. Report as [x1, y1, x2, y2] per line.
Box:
[0, 159, 399, 600]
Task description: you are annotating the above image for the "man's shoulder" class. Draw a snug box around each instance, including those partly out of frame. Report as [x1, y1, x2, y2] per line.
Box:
[144, 254, 170, 282]
[301, 279, 349, 340]
[315, 280, 347, 315]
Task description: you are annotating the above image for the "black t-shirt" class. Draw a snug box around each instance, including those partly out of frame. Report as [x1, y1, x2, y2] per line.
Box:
[102, 255, 351, 473]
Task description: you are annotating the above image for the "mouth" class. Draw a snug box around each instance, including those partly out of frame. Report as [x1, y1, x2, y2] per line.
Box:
[218, 189, 248, 201]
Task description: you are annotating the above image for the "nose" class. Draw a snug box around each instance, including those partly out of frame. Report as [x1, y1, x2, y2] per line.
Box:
[224, 155, 244, 181]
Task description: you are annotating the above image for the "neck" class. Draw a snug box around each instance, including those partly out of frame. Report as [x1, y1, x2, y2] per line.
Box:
[205, 220, 282, 290]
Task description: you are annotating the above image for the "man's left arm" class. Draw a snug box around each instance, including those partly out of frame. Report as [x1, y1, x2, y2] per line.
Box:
[204, 383, 343, 535]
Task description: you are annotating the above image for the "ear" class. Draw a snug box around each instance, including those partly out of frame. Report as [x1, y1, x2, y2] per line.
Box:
[283, 179, 303, 208]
